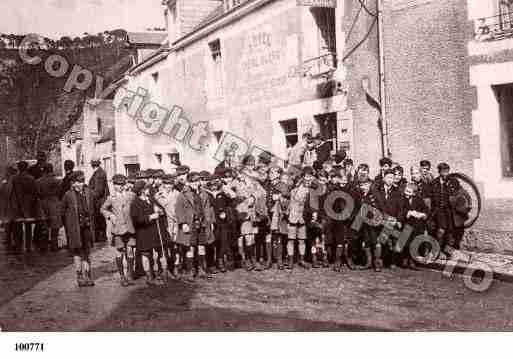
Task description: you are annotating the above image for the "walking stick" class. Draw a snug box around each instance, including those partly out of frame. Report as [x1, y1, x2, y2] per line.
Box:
[155, 218, 169, 280]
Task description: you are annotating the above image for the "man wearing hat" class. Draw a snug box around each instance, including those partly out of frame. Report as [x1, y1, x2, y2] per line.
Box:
[28, 151, 49, 249]
[430, 162, 469, 255]
[101, 174, 136, 286]
[89, 157, 109, 242]
[155, 174, 181, 277]
[175, 171, 215, 281]
[61, 171, 95, 287]
[36, 163, 63, 252]
[286, 166, 315, 270]
[174, 165, 190, 192]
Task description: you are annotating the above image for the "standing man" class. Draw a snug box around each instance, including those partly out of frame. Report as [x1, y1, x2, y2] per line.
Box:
[29, 151, 48, 250]
[175, 172, 215, 281]
[88, 157, 109, 242]
[8, 161, 39, 253]
[28, 151, 47, 180]
[430, 163, 470, 254]
[60, 160, 75, 200]
[62, 171, 96, 287]
[371, 169, 402, 270]
[101, 174, 136, 287]
[36, 164, 62, 251]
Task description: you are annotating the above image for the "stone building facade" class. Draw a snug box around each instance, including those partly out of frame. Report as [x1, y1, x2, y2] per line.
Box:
[111, 0, 513, 199]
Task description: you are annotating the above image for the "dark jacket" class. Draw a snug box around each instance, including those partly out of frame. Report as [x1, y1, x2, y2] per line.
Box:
[28, 162, 46, 180]
[60, 171, 74, 200]
[399, 195, 429, 234]
[36, 174, 63, 228]
[61, 187, 96, 249]
[372, 183, 402, 220]
[88, 167, 110, 208]
[130, 196, 160, 252]
[175, 187, 215, 246]
[7, 171, 41, 220]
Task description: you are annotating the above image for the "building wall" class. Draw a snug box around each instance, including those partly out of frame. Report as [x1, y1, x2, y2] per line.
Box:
[115, 0, 357, 173]
[382, 0, 474, 178]
[467, 0, 513, 198]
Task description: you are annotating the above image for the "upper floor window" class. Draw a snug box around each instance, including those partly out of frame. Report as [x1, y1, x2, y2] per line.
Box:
[474, 0, 513, 41]
[208, 39, 224, 99]
[224, 0, 245, 11]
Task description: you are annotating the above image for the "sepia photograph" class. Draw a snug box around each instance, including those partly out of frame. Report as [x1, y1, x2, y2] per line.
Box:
[0, 0, 512, 353]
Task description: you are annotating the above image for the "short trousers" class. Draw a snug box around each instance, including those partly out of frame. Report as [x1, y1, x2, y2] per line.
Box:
[113, 232, 136, 248]
[70, 226, 92, 258]
[288, 223, 307, 240]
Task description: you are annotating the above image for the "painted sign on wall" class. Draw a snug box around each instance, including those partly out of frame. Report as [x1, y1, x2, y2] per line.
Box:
[296, 0, 337, 8]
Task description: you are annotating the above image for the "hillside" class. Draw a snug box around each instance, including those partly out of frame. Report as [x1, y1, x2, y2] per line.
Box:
[0, 40, 133, 164]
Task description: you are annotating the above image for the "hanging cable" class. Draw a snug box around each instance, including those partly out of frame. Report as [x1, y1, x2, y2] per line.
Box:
[345, 3, 363, 44]
[341, 17, 377, 62]
[357, 0, 377, 17]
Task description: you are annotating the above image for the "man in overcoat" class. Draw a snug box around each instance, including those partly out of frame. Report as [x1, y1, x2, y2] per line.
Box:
[61, 171, 96, 287]
[88, 157, 109, 242]
[36, 163, 62, 251]
[175, 172, 215, 281]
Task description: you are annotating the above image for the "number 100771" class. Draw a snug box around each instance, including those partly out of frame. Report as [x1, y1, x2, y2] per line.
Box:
[15, 343, 44, 351]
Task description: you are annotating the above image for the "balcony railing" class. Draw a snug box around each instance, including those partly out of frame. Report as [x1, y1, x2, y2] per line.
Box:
[300, 52, 337, 78]
[474, 11, 513, 42]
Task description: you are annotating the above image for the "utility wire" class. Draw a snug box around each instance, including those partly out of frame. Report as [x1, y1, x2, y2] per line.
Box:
[345, 3, 363, 44]
[357, 0, 377, 17]
[341, 17, 377, 62]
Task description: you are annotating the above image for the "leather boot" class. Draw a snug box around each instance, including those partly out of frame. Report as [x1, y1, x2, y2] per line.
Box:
[264, 242, 273, 270]
[116, 257, 129, 287]
[374, 244, 383, 272]
[298, 255, 311, 269]
[84, 271, 95, 287]
[334, 246, 343, 272]
[286, 255, 294, 270]
[126, 257, 136, 284]
[312, 251, 320, 268]
[197, 255, 213, 279]
[344, 244, 355, 270]
[183, 257, 195, 283]
[77, 272, 86, 287]
[217, 257, 227, 273]
[322, 250, 330, 268]
[362, 247, 373, 270]
[274, 244, 284, 270]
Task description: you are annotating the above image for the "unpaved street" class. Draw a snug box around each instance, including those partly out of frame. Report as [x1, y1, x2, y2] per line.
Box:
[1, 237, 513, 331]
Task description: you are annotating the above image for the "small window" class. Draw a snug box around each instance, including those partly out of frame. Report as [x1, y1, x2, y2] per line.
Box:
[208, 39, 224, 99]
[155, 153, 162, 164]
[96, 117, 102, 135]
[213, 130, 223, 143]
[280, 119, 298, 148]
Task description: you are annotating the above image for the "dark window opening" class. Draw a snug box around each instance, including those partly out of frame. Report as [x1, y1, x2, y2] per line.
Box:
[280, 119, 298, 148]
[494, 83, 513, 177]
[314, 112, 338, 152]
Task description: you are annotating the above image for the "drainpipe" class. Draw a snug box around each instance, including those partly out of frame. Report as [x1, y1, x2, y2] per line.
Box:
[377, 0, 389, 157]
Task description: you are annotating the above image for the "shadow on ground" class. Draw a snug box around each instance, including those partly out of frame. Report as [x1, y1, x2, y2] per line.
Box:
[87, 278, 390, 331]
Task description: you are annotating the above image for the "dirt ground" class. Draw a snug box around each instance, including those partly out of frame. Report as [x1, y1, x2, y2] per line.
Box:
[2, 239, 513, 331]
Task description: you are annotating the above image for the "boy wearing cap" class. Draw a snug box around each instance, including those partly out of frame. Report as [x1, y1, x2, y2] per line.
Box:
[430, 162, 467, 255]
[62, 171, 96, 287]
[233, 155, 267, 271]
[130, 180, 163, 285]
[371, 169, 403, 270]
[101, 174, 136, 286]
[155, 174, 181, 277]
[287, 166, 315, 270]
[374, 158, 393, 189]
[322, 172, 356, 271]
[175, 172, 215, 281]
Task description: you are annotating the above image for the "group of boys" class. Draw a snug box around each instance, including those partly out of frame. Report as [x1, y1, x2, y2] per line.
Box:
[98, 149, 470, 287]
